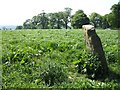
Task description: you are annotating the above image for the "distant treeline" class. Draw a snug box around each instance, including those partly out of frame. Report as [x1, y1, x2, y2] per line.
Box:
[16, 2, 120, 30]
[0, 25, 16, 30]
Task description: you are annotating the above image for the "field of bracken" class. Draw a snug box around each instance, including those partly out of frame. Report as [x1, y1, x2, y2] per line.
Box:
[1, 29, 120, 88]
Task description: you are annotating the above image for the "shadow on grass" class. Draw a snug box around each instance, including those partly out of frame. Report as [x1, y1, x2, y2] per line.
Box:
[87, 66, 120, 84]
[107, 69, 120, 83]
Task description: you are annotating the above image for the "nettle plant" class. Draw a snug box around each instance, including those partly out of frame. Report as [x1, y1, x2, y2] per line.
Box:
[73, 51, 101, 79]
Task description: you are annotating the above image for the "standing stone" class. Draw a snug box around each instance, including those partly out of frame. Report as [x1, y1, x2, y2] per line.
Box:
[82, 25, 108, 78]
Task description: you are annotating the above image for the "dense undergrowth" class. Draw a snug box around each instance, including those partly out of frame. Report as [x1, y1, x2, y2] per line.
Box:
[1, 29, 120, 88]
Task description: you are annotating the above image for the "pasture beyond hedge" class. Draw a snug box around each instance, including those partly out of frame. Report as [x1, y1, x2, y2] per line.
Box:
[1, 29, 120, 88]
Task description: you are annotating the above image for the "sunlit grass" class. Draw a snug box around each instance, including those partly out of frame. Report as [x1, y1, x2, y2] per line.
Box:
[2, 29, 120, 88]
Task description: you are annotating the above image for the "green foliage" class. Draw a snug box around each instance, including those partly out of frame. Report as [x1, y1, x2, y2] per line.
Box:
[23, 12, 49, 29]
[73, 51, 101, 79]
[103, 2, 120, 29]
[40, 60, 68, 86]
[106, 52, 117, 64]
[22, 2, 120, 29]
[71, 10, 90, 29]
[1, 29, 119, 88]
[23, 8, 72, 29]
[16, 25, 23, 30]
[110, 2, 120, 28]
[64, 7, 72, 29]
[89, 12, 102, 28]
[102, 15, 110, 29]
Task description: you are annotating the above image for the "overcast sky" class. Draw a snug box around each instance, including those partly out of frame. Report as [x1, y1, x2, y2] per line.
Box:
[0, 0, 119, 26]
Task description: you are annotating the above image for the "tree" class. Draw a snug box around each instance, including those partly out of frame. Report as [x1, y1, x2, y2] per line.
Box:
[16, 26, 23, 29]
[48, 11, 70, 29]
[56, 12, 65, 29]
[102, 15, 110, 29]
[31, 16, 39, 29]
[23, 10, 49, 29]
[63, 7, 72, 29]
[71, 10, 90, 29]
[2, 27, 7, 30]
[41, 10, 48, 29]
[107, 13, 116, 28]
[110, 2, 120, 28]
[37, 10, 49, 29]
[89, 12, 102, 28]
[49, 12, 64, 29]
[103, 2, 120, 29]
[48, 13, 57, 29]
[23, 19, 32, 29]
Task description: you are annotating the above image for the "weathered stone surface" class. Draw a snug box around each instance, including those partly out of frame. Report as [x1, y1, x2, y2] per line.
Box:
[82, 25, 108, 78]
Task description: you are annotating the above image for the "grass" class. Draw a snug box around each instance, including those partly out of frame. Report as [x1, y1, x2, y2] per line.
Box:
[1, 29, 120, 88]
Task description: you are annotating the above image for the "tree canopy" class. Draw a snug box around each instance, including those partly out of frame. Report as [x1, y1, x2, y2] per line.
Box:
[71, 10, 90, 29]
[89, 12, 102, 28]
[21, 2, 120, 30]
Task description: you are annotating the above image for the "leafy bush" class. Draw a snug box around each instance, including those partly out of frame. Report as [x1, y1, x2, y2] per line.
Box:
[40, 60, 68, 86]
[73, 51, 102, 79]
[106, 52, 117, 64]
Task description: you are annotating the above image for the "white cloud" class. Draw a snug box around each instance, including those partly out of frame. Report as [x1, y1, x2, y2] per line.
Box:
[0, 0, 118, 25]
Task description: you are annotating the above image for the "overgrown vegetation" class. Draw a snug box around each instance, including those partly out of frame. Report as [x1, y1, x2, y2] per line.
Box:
[2, 29, 120, 88]
[73, 52, 102, 79]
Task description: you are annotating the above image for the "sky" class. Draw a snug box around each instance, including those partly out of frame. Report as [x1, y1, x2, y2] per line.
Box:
[0, 0, 119, 26]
